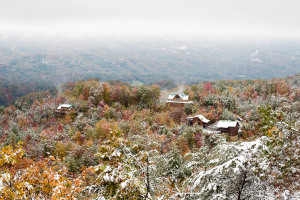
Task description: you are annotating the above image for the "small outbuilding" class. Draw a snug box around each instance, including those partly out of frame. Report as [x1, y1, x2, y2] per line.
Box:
[166, 93, 193, 108]
[188, 114, 210, 127]
[216, 120, 239, 136]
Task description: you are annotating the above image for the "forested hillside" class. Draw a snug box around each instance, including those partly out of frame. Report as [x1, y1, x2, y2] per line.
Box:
[1, 37, 300, 106]
[0, 74, 299, 199]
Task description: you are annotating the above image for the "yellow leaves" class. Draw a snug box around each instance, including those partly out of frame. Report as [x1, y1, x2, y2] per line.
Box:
[266, 129, 273, 137]
[86, 140, 94, 148]
[245, 85, 254, 98]
[72, 131, 83, 144]
[0, 141, 25, 167]
[228, 86, 233, 94]
[266, 127, 279, 137]
[53, 142, 72, 159]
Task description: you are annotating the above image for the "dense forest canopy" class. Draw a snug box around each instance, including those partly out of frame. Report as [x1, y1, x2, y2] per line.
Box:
[0, 73, 299, 199]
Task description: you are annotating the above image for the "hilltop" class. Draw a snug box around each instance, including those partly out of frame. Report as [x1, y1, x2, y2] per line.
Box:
[0, 74, 299, 199]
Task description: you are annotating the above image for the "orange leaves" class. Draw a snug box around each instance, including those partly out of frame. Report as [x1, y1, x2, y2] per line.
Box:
[95, 118, 112, 141]
[0, 143, 85, 199]
[266, 129, 273, 137]
[266, 127, 278, 138]
[276, 80, 290, 96]
[50, 155, 56, 161]
[247, 111, 252, 117]
[64, 114, 72, 124]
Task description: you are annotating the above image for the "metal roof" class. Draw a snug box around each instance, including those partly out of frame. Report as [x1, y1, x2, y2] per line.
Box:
[168, 93, 190, 100]
[188, 114, 210, 123]
[57, 104, 74, 110]
[216, 120, 239, 128]
[166, 100, 193, 104]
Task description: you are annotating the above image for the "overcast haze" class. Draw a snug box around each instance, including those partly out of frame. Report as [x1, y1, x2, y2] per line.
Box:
[1, 0, 300, 39]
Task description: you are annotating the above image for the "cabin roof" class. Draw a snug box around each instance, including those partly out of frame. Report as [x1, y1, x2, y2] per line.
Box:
[57, 104, 74, 110]
[166, 100, 193, 104]
[168, 93, 189, 100]
[188, 114, 210, 123]
[216, 120, 239, 128]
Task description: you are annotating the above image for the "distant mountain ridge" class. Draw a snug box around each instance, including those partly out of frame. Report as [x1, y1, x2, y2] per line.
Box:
[1, 37, 300, 85]
[0, 37, 299, 105]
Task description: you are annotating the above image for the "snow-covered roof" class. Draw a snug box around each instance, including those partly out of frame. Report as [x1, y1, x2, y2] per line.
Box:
[217, 120, 239, 128]
[168, 93, 190, 100]
[188, 114, 210, 123]
[57, 104, 74, 110]
[166, 100, 193, 104]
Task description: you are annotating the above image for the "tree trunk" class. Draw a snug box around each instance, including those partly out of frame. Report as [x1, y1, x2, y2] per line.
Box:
[237, 171, 247, 200]
[145, 156, 151, 199]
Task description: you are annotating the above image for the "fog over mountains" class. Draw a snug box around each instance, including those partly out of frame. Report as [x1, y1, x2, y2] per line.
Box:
[0, 35, 299, 86]
[1, 0, 300, 106]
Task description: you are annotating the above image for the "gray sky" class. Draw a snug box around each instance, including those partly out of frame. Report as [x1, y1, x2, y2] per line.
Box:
[1, 0, 300, 39]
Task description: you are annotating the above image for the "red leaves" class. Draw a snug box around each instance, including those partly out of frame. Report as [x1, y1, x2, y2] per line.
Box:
[57, 122, 64, 132]
[203, 82, 213, 93]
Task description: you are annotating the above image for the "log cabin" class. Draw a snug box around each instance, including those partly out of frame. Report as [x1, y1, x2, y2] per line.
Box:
[188, 114, 210, 127]
[216, 120, 239, 136]
[166, 93, 193, 108]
